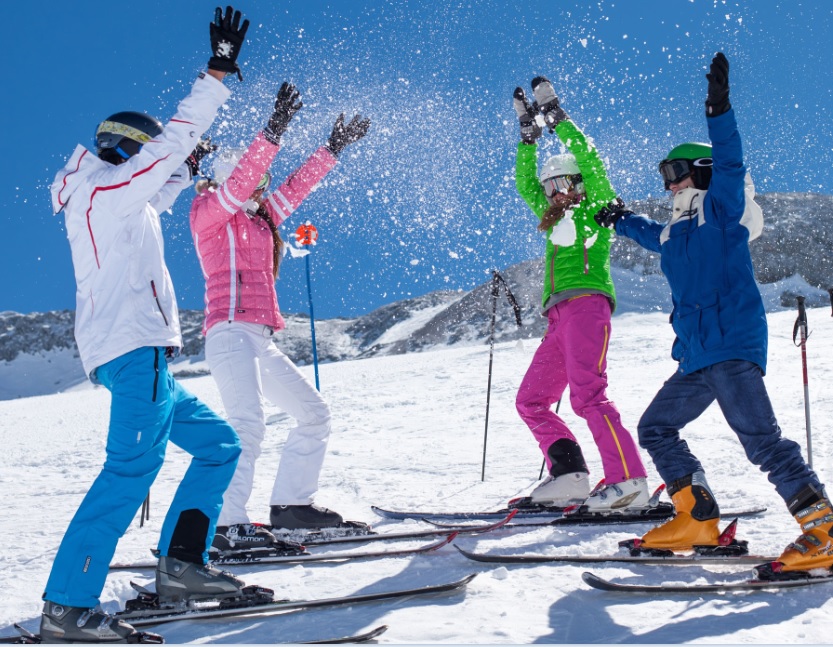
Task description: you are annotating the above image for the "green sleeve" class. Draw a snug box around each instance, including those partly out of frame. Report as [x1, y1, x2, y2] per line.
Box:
[554, 120, 617, 211]
[515, 142, 549, 219]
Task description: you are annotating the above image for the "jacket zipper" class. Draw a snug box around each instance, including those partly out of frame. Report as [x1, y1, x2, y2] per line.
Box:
[583, 243, 589, 274]
[152, 347, 159, 403]
[549, 246, 558, 293]
[150, 281, 170, 326]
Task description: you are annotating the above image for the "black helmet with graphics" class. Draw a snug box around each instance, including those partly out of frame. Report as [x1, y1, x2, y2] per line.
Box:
[95, 111, 163, 161]
[658, 142, 713, 190]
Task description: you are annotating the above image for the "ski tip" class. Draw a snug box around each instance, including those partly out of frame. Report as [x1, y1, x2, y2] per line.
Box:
[581, 571, 614, 591]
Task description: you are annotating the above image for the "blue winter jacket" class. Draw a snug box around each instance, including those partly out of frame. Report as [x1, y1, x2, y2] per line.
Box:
[614, 109, 768, 375]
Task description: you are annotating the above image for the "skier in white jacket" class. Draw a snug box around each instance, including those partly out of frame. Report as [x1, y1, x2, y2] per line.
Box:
[42, 7, 257, 643]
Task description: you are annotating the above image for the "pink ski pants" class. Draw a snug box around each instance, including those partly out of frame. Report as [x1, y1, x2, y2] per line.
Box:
[515, 294, 646, 483]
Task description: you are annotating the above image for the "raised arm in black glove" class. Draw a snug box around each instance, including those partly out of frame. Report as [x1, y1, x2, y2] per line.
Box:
[705, 52, 731, 117]
[263, 82, 303, 145]
[531, 76, 568, 131]
[208, 6, 250, 82]
[326, 113, 371, 157]
[594, 198, 630, 229]
[186, 138, 217, 179]
[513, 87, 542, 144]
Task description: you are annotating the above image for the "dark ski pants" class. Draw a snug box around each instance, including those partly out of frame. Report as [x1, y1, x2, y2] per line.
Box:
[638, 359, 821, 504]
[44, 346, 240, 608]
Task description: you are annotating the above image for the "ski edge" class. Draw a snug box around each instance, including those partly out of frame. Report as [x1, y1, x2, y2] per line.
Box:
[301, 624, 389, 644]
[581, 570, 833, 593]
[453, 544, 779, 565]
[123, 573, 478, 627]
[372, 505, 767, 523]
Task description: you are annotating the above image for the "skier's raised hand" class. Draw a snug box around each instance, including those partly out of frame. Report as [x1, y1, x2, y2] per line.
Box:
[186, 137, 217, 179]
[208, 6, 250, 82]
[705, 52, 730, 116]
[264, 82, 303, 145]
[513, 87, 542, 144]
[326, 114, 371, 157]
[531, 76, 568, 132]
[593, 198, 629, 229]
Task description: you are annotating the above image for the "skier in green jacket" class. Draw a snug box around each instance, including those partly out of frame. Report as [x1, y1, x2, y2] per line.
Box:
[512, 76, 649, 512]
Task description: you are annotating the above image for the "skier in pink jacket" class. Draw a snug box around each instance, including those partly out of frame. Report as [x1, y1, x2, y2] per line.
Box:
[189, 82, 370, 547]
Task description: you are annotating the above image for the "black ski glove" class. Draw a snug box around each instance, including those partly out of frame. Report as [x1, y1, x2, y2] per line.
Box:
[263, 82, 303, 145]
[326, 113, 371, 157]
[208, 6, 250, 82]
[594, 198, 629, 229]
[706, 52, 731, 116]
[186, 138, 217, 179]
[531, 76, 568, 132]
[513, 87, 542, 144]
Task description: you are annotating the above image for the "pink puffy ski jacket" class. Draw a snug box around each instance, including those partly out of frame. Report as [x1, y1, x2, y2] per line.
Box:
[190, 132, 337, 334]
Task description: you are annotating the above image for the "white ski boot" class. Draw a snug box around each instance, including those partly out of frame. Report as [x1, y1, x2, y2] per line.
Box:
[529, 472, 590, 506]
[582, 477, 651, 513]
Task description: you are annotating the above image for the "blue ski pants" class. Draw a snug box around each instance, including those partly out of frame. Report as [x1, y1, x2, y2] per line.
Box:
[43, 347, 240, 608]
[638, 359, 821, 505]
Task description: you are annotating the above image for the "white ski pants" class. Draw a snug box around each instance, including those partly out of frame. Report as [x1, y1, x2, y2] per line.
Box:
[206, 321, 331, 525]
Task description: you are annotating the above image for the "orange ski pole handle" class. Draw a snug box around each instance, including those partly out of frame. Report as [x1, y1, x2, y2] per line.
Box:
[295, 223, 318, 246]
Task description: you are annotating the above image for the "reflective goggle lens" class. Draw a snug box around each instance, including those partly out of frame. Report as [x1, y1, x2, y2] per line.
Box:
[543, 174, 582, 197]
[256, 172, 271, 192]
[659, 159, 695, 189]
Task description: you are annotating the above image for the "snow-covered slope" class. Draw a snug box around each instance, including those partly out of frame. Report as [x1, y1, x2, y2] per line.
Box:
[1, 307, 832, 643]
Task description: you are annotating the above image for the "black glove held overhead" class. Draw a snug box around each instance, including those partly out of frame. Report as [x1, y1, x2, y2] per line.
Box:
[706, 52, 730, 116]
[513, 87, 542, 144]
[326, 113, 371, 157]
[186, 138, 217, 179]
[263, 82, 303, 145]
[531, 76, 568, 131]
[208, 6, 250, 82]
[594, 198, 629, 229]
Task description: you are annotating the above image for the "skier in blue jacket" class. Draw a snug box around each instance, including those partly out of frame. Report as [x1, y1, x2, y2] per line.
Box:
[595, 52, 831, 579]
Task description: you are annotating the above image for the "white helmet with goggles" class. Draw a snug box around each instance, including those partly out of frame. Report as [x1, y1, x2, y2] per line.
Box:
[539, 154, 584, 203]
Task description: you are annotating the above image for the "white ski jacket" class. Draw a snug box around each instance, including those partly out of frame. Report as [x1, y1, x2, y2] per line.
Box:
[50, 73, 231, 379]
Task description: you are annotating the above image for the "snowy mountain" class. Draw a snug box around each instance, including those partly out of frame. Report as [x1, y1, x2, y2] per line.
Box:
[2, 192, 831, 400]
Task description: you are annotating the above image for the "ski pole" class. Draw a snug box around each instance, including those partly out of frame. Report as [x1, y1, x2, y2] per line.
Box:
[828, 288, 833, 317]
[305, 253, 320, 391]
[792, 296, 813, 468]
[139, 491, 150, 528]
[295, 223, 321, 391]
[481, 271, 524, 481]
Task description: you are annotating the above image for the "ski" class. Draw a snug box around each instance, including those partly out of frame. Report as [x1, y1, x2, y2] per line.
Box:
[373, 503, 766, 524]
[454, 544, 777, 565]
[301, 625, 388, 644]
[298, 510, 517, 547]
[0, 623, 162, 644]
[111, 533, 459, 571]
[118, 573, 477, 627]
[0, 622, 388, 644]
[581, 570, 833, 593]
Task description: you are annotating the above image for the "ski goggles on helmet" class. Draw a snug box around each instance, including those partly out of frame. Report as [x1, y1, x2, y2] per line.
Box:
[658, 158, 712, 190]
[542, 174, 583, 198]
[255, 172, 271, 192]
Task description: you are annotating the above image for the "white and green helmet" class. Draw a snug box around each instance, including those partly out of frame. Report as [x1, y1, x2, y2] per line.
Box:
[539, 154, 584, 201]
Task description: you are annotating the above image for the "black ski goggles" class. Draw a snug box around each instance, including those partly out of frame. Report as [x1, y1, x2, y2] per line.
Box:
[658, 158, 712, 190]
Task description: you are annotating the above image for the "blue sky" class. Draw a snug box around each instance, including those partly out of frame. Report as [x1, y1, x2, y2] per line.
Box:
[4, 0, 832, 319]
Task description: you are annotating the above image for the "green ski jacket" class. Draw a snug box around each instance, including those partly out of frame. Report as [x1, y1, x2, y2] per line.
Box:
[515, 119, 618, 311]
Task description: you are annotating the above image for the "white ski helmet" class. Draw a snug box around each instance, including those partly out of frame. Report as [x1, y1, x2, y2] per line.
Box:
[539, 154, 584, 202]
[211, 147, 271, 190]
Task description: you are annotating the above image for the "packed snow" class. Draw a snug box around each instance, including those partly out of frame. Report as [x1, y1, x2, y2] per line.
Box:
[2, 305, 833, 643]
